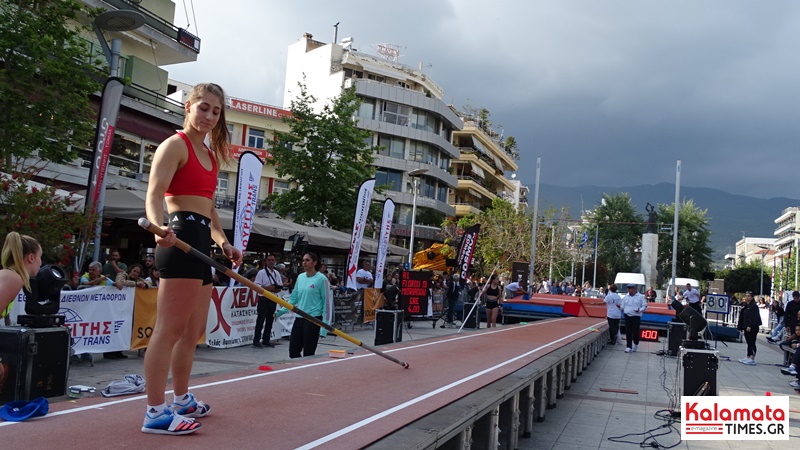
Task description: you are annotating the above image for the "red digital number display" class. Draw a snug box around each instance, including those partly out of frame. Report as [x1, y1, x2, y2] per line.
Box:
[640, 329, 659, 342]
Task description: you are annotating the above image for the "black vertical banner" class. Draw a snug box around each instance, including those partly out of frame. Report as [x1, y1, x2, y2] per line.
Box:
[456, 224, 481, 282]
[399, 270, 430, 316]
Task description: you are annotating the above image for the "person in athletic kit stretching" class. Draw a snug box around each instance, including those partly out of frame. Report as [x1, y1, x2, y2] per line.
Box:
[142, 83, 242, 435]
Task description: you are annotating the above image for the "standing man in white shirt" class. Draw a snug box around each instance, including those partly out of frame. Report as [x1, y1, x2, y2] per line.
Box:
[621, 284, 648, 353]
[684, 283, 702, 313]
[253, 254, 283, 348]
[603, 284, 623, 346]
[355, 260, 373, 290]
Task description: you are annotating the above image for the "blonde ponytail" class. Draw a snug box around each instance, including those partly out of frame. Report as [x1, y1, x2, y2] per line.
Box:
[1, 232, 40, 292]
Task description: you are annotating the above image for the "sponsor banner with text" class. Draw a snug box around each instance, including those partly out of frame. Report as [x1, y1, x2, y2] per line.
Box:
[58, 286, 135, 354]
[206, 286, 259, 348]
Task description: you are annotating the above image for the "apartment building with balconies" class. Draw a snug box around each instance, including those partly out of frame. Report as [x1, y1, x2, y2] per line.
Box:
[449, 112, 520, 217]
[283, 33, 463, 253]
[774, 206, 800, 259]
[29, 0, 200, 194]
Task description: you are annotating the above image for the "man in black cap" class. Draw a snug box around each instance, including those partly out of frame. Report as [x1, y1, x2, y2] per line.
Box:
[621, 284, 647, 353]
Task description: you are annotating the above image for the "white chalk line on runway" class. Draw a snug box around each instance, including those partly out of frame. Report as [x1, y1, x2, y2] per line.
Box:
[0, 316, 600, 428]
[297, 319, 607, 449]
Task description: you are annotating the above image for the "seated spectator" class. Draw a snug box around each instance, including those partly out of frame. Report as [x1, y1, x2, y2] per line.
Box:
[143, 254, 155, 278]
[767, 300, 786, 343]
[145, 266, 160, 288]
[102, 249, 127, 279]
[80, 261, 112, 287]
[115, 263, 148, 289]
[778, 325, 800, 354]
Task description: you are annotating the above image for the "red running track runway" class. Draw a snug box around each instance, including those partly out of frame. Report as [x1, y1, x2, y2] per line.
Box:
[0, 317, 606, 449]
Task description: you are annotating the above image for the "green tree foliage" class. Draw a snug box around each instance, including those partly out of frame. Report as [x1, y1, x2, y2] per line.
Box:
[716, 262, 771, 296]
[0, 0, 101, 166]
[502, 136, 519, 160]
[657, 200, 713, 282]
[266, 83, 375, 230]
[587, 193, 643, 276]
[0, 169, 95, 266]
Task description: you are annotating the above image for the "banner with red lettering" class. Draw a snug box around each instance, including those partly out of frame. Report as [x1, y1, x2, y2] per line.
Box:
[456, 224, 481, 282]
[230, 151, 264, 285]
[345, 178, 375, 290]
[373, 198, 394, 288]
[58, 286, 135, 353]
[206, 286, 260, 348]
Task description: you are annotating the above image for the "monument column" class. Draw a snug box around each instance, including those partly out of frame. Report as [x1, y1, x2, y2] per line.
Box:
[641, 203, 659, 291]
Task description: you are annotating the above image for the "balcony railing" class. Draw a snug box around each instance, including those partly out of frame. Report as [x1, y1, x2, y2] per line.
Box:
[103, 0, 201, 53]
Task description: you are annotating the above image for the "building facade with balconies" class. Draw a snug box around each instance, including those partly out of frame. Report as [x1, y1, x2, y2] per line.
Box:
[774, 207, 800, 259]
[449, 113, 520, 217]
[30, 0, 200, 194]
[283, 33, 463, 254]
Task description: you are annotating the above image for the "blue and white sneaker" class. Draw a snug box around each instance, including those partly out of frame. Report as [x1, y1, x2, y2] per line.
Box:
[142, 408, 201, 435]
[741, 358, 756, 366]
[170, 393, 210, 418]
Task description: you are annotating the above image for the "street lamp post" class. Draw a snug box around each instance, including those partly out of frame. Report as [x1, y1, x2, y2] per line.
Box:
[757, 245, 770, 297]
[84, 9, 145, 264]
[407, 168, 428, 265]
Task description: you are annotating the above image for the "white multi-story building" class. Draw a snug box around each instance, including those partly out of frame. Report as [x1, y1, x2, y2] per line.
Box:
[774, 207, 800, 259]
[283, 33, 463, 253]
[731, 237, 777, 267]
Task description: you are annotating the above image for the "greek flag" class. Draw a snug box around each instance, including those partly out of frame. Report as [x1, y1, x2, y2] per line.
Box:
[579, 231, 589, 249]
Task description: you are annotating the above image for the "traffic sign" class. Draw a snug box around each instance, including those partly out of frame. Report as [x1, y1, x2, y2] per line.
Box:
[705, 294, 730, 314]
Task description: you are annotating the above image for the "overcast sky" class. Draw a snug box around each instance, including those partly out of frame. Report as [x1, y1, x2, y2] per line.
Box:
[168, 0, 800, 200]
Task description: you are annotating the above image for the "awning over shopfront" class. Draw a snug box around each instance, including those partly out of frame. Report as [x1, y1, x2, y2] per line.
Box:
[100, 189, 406, 255]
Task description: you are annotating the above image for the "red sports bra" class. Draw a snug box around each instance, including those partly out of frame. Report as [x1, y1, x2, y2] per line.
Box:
[165, 131, 217, 199]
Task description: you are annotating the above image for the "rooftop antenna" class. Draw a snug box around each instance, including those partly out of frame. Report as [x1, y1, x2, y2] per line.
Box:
[333, 22, 339, 44]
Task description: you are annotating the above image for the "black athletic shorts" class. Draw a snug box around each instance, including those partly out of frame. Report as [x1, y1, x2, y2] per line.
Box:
[155, 211, 212, 285]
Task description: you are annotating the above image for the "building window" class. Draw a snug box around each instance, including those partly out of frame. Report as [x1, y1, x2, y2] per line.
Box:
[358, 98, 375, 120]
[377, 134, 405, 159]
[367, 73, 385, 83]
[411, 110, 437, 134]
[410, 141, 438, 166]
[382, 101, 410, 127]
[110, 133, 141, 177]
[437, 185, 447, 202]
[142, 141, 158, 174]
[217, 172, 228, 196]
[226, 123, 234, 143]
[375, 168, 403, 191]
[248, 128, 266, 149]
[273, 180, 290, 195]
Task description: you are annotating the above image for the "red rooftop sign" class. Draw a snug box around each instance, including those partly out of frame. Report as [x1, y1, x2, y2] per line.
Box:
[229, 99, 291, 119]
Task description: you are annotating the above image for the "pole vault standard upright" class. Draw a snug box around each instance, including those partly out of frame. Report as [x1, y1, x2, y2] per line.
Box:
[138, 218, 409, 369]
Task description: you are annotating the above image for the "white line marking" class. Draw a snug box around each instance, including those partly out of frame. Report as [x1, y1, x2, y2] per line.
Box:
[0, 317, 599, 429]
[296, 320, 607, 449]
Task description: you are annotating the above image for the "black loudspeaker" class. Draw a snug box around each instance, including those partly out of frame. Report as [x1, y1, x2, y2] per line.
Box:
[0, 325, 71, 403]
[667, 321, 686, 356]
[678, 305, 708, 340]
[681, 349, 718, 396]
[375, 310, 403, 346]
[462, 302, 480, 329]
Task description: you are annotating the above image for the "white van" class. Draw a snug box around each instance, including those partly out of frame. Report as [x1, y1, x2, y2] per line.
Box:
[664, 277, 700, 302]
[613, 272, 646, 294]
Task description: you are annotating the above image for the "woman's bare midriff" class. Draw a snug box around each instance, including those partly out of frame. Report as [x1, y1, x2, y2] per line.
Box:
[165, 195, 215, 216]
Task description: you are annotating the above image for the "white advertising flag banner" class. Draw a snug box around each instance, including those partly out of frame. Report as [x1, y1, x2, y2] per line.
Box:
[345, 178, 375, 290]
[373, 198, 395, 288]
[229, 151, 264, 286]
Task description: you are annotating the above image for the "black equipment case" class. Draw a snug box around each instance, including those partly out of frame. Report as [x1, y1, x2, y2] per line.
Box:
[0, 325, 71, 404]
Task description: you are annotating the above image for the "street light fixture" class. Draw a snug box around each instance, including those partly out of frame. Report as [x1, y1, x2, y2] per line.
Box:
[407, 168, 429, 265]
[84, 9, 145, 264]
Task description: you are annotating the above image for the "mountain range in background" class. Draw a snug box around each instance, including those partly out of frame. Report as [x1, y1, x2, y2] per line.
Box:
[535, 183, 800, 263]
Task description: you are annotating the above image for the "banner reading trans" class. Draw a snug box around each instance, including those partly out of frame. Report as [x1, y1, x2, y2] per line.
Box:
[373, 198, 395, 288]
[456, 224, 481, 282]
[345, 178, 375, 290]
[229, 151, 264, 285]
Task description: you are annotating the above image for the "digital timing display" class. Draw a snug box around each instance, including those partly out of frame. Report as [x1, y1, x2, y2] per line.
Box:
[640, 328, 660, 342]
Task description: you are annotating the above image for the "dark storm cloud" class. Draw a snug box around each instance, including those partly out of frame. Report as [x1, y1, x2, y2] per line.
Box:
[170, 1, 800, 199]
